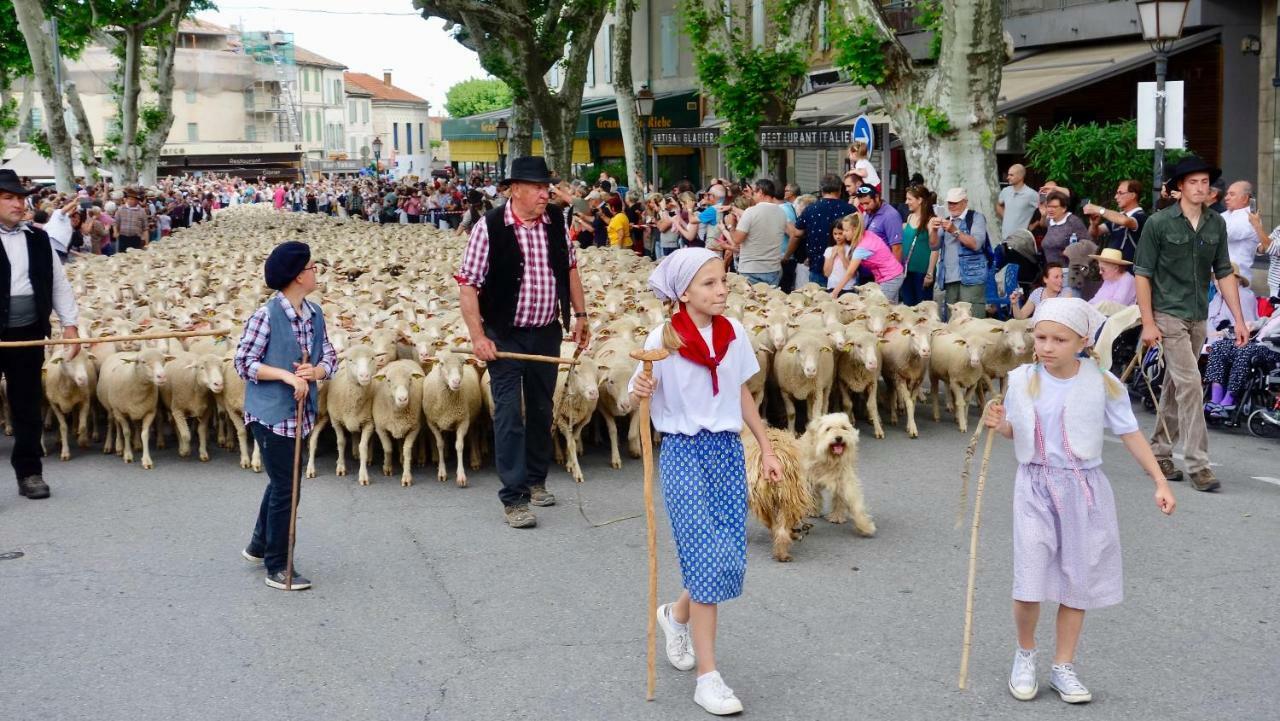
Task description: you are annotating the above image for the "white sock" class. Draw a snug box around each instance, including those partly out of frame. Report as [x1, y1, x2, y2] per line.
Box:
[697, 671, 721, 687]
[1017, 646, 1036, 657]
[667, 605, 688, 633]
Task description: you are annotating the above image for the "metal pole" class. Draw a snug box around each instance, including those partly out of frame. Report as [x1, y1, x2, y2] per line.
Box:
[1152, 50, 1168, 208]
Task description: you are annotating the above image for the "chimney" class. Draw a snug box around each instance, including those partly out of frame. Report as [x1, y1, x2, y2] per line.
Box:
[382, 69, 392, 86]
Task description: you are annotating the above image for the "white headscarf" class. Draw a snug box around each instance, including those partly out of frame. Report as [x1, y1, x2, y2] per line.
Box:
[647, 247, 721, 303]
[1032, 297, 1108, 346]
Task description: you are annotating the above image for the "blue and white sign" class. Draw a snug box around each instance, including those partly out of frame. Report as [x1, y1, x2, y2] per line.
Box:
[852, 115, 875, 153]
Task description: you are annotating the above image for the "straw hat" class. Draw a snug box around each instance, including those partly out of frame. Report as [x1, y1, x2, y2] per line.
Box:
[1087, 247, 1132, 267]
[1231, 263, 1250, 288]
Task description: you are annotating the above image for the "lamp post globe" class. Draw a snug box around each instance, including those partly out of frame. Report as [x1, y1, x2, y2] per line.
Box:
[495, 118, 509, 178]
[635, 84, 656, 188]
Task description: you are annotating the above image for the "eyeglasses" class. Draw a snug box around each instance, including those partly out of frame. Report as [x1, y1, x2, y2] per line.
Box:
[302, 264, 318, 273]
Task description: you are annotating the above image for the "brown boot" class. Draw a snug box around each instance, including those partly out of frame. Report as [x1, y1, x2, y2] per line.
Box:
[1156, 458, 1184, 483]
[1190, 468, 1221, 492]
[529, 484, 556, 507]
[504, 504, 537, 528]
[17, 475, 50, 499]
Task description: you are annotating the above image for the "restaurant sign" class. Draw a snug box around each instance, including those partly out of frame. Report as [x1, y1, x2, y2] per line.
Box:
[651, 128, 721, 147]
[757, 126, 854, 149]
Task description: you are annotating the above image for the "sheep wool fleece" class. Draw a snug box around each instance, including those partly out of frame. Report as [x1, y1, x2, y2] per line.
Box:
[658, 430, 748, 604]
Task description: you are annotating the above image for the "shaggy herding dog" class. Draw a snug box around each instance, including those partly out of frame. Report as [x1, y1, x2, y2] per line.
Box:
[800, 413, 876, 537]
[742, 426, 812, 562]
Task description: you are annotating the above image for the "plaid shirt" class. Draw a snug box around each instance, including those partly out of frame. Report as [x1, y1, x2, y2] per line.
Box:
[454, 203, 578, 328]
[233, 294, 339, 438]
[115, 204, 149, 237]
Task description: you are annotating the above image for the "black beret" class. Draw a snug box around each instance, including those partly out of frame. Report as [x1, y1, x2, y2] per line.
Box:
[264, 241, 311, 290]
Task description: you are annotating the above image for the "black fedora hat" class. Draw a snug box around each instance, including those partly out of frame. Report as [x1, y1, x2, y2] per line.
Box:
[1165, 155, 1221, 188]
[0, 169, 34, 196]
[506, 156, 555, 184]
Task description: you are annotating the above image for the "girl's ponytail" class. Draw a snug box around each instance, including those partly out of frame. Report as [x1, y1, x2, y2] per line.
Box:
[661, 321, 685, 351]
[1086, 347, 1125, 398]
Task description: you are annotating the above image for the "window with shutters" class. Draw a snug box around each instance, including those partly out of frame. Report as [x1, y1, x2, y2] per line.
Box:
[187, 123, 199, 142]
[661, 16, 677, 77]
[603, 25, 614, 83]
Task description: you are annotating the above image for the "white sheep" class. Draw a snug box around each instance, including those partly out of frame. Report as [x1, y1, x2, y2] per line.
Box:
[327, 344, 378, 485]
[592, 337, 642, 469]
[552, 352, 602, 483]
[421, 349, 483, 487]
[372, 359, 425, 486]
[97, 348, 171, 468]
[928, 331, 993, 433]
[771, 329, 835, 433]
[160, 352, 225, 461]
[834, 326, 884, 439]
[217, 355, 257, 470]
[880, 326, 932, 438]
[42, 348, 97, 460]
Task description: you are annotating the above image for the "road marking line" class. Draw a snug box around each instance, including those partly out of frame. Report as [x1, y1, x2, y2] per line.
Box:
[1102, 437, 1218, 466]
[1251, 476, 1280, 487]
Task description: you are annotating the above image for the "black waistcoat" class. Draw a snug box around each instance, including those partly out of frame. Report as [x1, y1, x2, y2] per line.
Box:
[479, 205, 571, 336]
[0, 226, 56, 337]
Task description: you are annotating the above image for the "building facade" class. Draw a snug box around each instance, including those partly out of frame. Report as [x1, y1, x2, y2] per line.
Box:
[293, 47, 348, 161]
[345, 72, 432, 179]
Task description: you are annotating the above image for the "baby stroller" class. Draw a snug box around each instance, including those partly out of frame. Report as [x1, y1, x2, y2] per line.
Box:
[1206, 334, 1280, 429]
[1094, 305, 1164, 411]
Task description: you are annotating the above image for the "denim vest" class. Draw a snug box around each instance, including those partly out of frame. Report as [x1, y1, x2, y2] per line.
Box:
[937, 210, 991, 287]
[243, 298, 326, 425]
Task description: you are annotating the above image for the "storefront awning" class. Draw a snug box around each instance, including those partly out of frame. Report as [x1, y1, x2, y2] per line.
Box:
[997, 29, 1219, 114]
[443, 91, 701, 143]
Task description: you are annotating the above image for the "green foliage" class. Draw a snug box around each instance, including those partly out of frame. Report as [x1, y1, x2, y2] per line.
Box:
[0, 2, 97, 81]
[444, 77, 514, 117]
[979, 128, 994, 150]
[681, 0, 810, 179]
[829, 14, 888, 87]
[580, 160, 628, 185]
[31, 131, 52, 159]
[1025, 120, 1188, 204]
[916, 0, 943, 60]
[911, 104, 953, 135]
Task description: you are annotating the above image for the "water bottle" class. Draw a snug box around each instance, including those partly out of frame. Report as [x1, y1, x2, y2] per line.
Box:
[1068, 232, 1078, 245]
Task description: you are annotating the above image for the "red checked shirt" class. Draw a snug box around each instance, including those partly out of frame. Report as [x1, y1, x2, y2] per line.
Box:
[454, 203, 578, 328]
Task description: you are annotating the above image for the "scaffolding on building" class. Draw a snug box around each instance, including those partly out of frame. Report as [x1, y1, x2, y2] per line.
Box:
[237, 30, 301, 143]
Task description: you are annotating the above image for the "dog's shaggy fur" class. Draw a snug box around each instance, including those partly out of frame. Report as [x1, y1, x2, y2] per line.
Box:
[742, 427, 812, 562]
[799, 413, 876, 537]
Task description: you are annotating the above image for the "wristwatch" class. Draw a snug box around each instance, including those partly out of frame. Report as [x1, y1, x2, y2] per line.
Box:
[573, 312, 588, 319]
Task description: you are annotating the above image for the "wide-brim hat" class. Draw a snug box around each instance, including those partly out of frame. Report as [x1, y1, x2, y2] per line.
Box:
[1088, 247, 1132, 266]
[0, 169, 35, 196]
[123, 186, 145, 199]
[506, 156, 555, 184]
[1165, 155, 1221, 188]
[1231, 263, 1250, 287]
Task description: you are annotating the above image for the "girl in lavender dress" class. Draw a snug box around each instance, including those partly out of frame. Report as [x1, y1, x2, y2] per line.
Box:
[983, 297, 1176, 704]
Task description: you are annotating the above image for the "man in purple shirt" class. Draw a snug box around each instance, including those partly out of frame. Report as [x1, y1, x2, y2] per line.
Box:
[854, 184, 903, 260]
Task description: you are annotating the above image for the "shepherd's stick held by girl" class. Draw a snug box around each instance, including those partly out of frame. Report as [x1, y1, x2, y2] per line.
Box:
[982, 297, 1175, 704]
[627, 248, 783, 716]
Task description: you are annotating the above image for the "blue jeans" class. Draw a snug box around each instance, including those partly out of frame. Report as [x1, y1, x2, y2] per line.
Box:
[808, 268, 828, 288]
[900, 271, 929, 306]
[487, 323, 560, 507]
[248, 423, 305, 575]
[742, 270, 782, 287]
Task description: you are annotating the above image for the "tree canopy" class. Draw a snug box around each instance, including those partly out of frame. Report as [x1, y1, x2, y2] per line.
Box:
[443, 77, 512, 118]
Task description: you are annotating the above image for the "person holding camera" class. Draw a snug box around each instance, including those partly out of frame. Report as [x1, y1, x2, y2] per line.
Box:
[1083, 179, 1146, 267]
[929, 187, 992, 318]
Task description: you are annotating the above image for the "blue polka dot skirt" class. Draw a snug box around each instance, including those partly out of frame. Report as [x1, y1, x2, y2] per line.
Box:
[658, 430, 748, 604]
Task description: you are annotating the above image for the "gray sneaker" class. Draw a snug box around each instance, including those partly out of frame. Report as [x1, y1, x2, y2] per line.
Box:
[504, 504, 537, 528]
[1008, 648, 1038, 700]
[1049, 663, 1092, 703]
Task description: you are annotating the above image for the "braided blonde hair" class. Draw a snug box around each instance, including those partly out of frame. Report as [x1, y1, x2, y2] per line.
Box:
[1027, 350, 1123, 400]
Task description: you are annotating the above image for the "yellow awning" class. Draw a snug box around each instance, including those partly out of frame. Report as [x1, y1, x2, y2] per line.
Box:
[446, 139, 591, 164]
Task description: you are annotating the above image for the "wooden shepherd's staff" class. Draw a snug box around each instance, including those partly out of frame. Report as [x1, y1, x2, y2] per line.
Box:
[958, 396, 1002, 691]
[630, 347, 669, 702]
[450, 346, 581, 365]
[285, 349, 309, 591]
[0, 327, 232, 349]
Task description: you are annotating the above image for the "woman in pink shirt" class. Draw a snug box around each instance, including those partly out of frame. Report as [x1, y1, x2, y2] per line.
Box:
[273, 183, 286, 211]
[828, 213, 905, 301]
[1086, 248, 1136, 307]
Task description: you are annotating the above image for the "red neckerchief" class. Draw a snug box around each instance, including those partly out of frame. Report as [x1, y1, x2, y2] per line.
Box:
[670, 304, 735, 395]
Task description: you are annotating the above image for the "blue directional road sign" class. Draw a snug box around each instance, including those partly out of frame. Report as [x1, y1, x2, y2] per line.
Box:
[852, 115, 875, 154]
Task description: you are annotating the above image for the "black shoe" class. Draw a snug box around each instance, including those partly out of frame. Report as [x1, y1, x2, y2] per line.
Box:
[265, 569, 312, 590]
[529, 484, 556, 507]
[17, 475, 49, 499]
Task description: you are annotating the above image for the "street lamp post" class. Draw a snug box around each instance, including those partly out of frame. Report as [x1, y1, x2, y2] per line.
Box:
[1136, 0, 1189, 208]
[495, 118, 509, 178]
[371, 136, 383, 177]
[635, 85, 656, 190]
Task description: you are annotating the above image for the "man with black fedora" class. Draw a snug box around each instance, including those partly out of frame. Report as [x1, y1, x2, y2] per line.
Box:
[0, 168, 83, 501]
[455, 156, 590, 528]
[1135, 155, 1247, 493]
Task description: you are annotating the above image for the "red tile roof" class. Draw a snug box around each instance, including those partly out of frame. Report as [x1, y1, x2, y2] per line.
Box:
[293, 46, 348, 69]
[343, 72, 428, 105]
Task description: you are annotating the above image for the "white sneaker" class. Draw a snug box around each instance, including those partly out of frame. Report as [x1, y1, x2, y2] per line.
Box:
[657, 603, 696, 671]
[694, 672, 743, 716]
[1049, 663, 1093, 703]
[1008, 648, 1038, 700]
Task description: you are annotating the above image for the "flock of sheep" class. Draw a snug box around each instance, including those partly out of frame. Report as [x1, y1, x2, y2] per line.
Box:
[30, 205, 1036, 486]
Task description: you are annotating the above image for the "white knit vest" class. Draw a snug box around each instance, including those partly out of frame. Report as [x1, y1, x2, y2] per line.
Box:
[1006, 360, 1106, 465]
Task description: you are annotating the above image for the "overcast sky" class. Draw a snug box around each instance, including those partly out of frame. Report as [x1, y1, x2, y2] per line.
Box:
[198, 1, 489, 114]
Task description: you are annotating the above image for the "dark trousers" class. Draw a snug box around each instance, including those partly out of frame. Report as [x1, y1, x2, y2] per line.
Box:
[899, 271, 929, 306]
[117, 234, 143, 252]
[0, 324, 44, 480]
[487, 322, 560, 507]
[248, 423, 305, 575]
[780, 258, 799, 293]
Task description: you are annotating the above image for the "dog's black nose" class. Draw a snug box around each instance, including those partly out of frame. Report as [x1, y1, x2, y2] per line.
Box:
[834, 436, 843, 444]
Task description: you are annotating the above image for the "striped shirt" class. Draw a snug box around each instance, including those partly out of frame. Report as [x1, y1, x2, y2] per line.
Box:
[454, 203, 578, 328]
[233, 294, 339, 438]
[1268, 227, 1280, 294]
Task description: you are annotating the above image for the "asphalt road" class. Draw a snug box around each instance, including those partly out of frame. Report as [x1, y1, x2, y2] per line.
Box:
[1, 403, 1276, 721]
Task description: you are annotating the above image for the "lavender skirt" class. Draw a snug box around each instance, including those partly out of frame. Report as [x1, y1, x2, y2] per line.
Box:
[1012, 462, 1123, 610]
